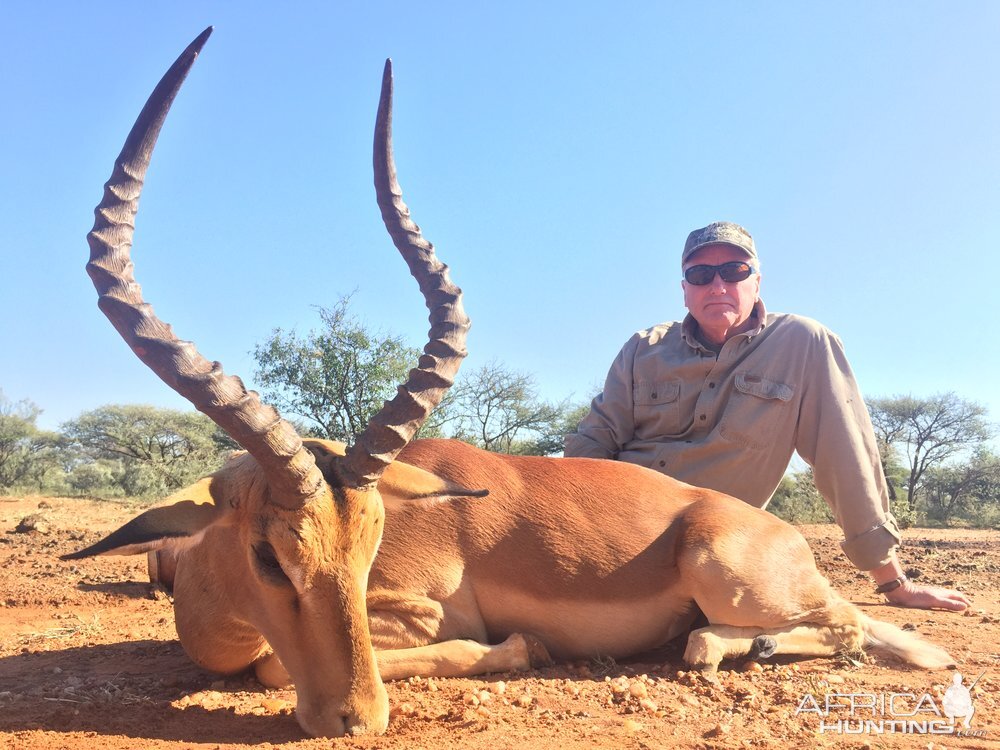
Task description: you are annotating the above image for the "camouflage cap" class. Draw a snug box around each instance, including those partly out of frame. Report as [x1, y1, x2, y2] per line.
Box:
[682, 222, 757, 266]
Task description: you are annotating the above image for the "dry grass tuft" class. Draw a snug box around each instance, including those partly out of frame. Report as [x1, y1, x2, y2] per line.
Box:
[20, 613, 103, 645]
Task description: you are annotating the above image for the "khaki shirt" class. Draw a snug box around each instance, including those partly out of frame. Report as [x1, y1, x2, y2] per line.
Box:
[564, 301, 900, 570]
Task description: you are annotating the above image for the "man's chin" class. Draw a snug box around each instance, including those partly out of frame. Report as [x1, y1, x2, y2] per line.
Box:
[696, 310, 738, 328]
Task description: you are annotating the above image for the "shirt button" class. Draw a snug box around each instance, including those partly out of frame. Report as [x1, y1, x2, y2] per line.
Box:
[650, 392, 657, 399]
[709, 382, 716, 388]
[658, 460, 666, 467]
[699, 414, 707, 421]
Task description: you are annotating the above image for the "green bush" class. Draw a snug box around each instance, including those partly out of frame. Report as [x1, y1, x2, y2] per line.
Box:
[768, 470, 833, 524]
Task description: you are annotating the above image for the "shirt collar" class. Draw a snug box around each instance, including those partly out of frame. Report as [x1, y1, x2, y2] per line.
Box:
[681, 299, 768, 352]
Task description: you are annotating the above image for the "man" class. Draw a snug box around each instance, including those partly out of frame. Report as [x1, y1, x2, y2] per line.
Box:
[565, 221, 969, 611]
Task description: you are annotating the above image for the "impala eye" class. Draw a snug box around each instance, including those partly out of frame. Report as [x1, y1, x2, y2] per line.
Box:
[253, 542, 290, 584]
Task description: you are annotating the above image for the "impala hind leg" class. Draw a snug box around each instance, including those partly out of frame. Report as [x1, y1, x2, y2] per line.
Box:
[675, 497, 868, 672]
[683, 620, 864, 673]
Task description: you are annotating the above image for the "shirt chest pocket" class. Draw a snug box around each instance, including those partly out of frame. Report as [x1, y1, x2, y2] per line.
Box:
[719, 373, 795, 450]
[633, 380, 682, 437]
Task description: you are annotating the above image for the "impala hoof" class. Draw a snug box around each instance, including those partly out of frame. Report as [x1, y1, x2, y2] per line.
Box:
[748, 634, 777, 660]
[147, 550, 177, 593]
[521, 634, 554, 669]
[254, 651, 293, 688]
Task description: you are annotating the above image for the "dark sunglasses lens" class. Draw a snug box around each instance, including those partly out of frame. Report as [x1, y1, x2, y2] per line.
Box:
[718, 262, 753, 282]
[684, 262, 754, 285]
[685, 265, 716, 285]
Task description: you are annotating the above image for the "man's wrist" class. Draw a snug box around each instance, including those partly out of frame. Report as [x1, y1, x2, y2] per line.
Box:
[875, 575, 907, 595]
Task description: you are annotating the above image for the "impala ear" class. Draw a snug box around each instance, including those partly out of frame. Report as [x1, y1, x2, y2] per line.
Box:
[377, 460, 488, 510]
[60, 476, 224, 559]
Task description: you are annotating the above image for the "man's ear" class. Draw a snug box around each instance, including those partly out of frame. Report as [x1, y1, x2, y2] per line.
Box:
[61, 476, 225, 560]
[377, 460, 488, 511]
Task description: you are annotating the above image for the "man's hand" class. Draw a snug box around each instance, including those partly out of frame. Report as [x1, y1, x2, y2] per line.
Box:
[883, 579, 970, 611]
[870, 556, 970, 612]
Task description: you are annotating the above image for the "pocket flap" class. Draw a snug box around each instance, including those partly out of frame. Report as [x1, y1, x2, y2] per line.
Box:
[734, 373, 793, 402]
[634, 381, 680, 405]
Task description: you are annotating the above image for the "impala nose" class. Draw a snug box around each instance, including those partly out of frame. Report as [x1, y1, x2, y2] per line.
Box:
[296, 688, 390, 738]
[296, 707, 347, 738]
[346, 712, 388, 737]
[296, 709, 389, 739]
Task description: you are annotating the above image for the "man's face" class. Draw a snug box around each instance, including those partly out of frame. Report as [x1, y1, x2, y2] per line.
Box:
[681, 243, 761, 344]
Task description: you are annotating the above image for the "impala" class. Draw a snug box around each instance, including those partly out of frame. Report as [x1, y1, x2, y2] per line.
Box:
[66, 28, 954, 740]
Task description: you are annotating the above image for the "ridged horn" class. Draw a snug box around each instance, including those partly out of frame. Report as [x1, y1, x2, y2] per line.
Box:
[340, 59, 470, 488]
[85, 27, 324, 509]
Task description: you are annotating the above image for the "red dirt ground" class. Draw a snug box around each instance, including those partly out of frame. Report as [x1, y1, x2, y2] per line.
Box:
[0, 494, 997, 749]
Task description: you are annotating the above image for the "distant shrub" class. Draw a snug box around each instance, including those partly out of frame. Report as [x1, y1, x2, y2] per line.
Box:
[768, 470, 833, 525]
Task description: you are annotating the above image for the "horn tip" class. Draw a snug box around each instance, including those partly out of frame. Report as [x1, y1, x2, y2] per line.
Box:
[378, 59, 394, 111]
[191, 26, 214, 54]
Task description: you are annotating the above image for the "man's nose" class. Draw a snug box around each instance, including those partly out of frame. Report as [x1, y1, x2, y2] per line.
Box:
[707, 274, 729, 292]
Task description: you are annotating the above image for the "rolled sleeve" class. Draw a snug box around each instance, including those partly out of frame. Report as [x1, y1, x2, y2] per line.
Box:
[840, 515, 902, 570]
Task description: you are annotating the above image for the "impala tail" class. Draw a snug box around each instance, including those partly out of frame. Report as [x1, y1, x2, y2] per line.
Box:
[862, 615, 955, 669]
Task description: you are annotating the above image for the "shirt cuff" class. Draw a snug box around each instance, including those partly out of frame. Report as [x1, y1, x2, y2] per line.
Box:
[839, 514, 902, 570]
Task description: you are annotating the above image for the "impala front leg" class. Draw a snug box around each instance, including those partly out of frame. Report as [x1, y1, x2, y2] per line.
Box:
[173, 556, 271, 676]
[376, 633, 552, 680]
[254, 633, 552, 687]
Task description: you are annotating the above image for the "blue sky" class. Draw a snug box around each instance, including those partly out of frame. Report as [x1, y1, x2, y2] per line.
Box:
[3, 2, 999, 434]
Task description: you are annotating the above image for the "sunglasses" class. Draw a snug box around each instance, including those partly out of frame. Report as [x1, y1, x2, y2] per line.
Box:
[683, 261, 756, 286]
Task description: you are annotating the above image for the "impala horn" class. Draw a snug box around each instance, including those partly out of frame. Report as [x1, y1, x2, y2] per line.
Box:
[339, 59, 470, 489]
[85, 27, 324, 509]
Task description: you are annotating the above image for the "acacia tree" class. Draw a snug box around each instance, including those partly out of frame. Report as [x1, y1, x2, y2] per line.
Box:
[251, 300, 581, 454]
[252, 297, 420, 443]
[867, 392, 993, 513]
[922, 448, 1000, 524]
[449, 360, 567, 454]
[0, 391, 60, 490]
[531, 401, 592, 457]
[62, 405, 227, 496]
